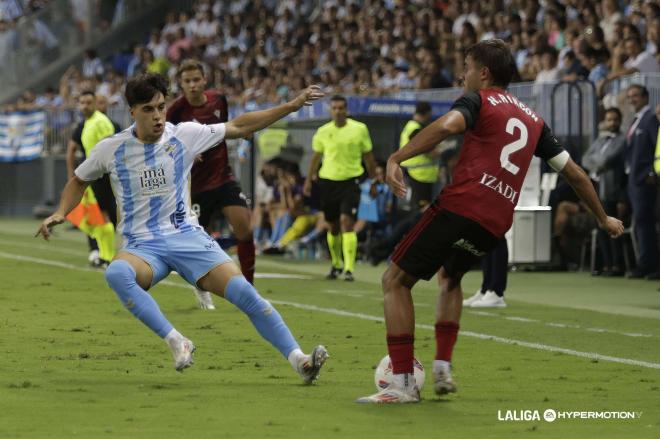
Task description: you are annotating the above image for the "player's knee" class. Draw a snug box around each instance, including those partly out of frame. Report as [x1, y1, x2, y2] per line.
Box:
[381, 266, 399, 292]
[105, 260, 136, 292]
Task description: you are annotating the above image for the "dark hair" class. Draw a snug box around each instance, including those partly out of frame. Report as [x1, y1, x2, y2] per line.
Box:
[627, 83, 649, 98]
[177, 59, 205, 78]
[125, 72, 169, 107]
[415, 101, 431, 116]
[624, 35, 642, 45]
[604, 107, 622, 119]
[330, 94, 347, 104]
[465, 39, 516, 88]
[79, 90, 95, 98]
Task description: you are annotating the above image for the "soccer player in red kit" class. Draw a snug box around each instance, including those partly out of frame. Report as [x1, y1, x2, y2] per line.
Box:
[167, 60, 255, 310]
[357, 39, 624, 404]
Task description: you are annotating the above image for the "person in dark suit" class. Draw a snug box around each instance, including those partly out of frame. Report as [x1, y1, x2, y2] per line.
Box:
[583, 107, 626, 276]
[624, 85, 659, 279]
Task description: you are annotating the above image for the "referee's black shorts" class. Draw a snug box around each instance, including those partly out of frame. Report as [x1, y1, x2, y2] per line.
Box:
[391, 202, 499, 280]
[318, 177, 361, 222]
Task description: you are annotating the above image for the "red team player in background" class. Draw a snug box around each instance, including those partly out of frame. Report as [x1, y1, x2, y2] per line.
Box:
[167, 60, 255, 310]
[357, 39, 624, 404]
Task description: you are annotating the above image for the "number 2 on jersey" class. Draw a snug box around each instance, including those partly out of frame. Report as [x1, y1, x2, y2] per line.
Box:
[500, 117, 528, 175]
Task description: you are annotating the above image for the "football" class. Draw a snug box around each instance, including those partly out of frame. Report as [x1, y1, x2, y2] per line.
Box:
[374, 355, 425, 391]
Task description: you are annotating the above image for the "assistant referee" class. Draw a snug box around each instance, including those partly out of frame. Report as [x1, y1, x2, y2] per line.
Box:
[304, 95, 377, 281]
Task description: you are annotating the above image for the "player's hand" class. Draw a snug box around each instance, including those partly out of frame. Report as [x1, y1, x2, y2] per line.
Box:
[598, 216, 624, 238]
[303, 178, 312, 197]
[291, 85, 325, 110]
[35, 213, 66, 241]
[386, 159, 407, 198]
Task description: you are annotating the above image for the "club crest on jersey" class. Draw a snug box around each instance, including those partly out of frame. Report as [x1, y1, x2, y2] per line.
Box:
[139, 165, 169, 196]
[214, 110, 221, 119]
[163, 142, 177, 159]
[480, 172, 519, 204]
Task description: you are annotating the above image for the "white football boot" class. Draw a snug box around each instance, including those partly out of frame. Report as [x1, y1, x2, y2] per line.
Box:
[470, 290, 507, 308]
[433, 362, 457, 395]
[296, 345, 329, 384]
[193, 287, 216, 310]
[356, 374, 421, 404]
[463, 289, 485, 307]
[168, 337, 196, 372]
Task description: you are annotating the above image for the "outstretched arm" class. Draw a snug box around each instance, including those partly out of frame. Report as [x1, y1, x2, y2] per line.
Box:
[560, 158, 624, 237]
[386, 110, 466, 197]
[224, 85, 324, 139]
[35, 176, 90, 240]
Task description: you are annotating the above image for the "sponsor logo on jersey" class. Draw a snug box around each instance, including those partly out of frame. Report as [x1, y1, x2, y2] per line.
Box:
[479, 172, 519, 204]
[139, 165, 169, 196]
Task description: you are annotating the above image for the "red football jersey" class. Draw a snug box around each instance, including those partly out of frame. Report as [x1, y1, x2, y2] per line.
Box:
[439, 88, 563, 237]
[166, 89, 232, 194]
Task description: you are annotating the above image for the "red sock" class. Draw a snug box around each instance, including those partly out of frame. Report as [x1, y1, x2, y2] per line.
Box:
[435, 321, 459, 361]
[387, 334, 414, 374]
[237, 240, 255, 284]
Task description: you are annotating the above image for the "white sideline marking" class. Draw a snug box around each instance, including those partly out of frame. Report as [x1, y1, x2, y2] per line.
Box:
[468, 311, 655, 339]
[269, 300, 660, 371]
[2, 238, 657, 340]
[255, 273, 312, 280]
[2, 250, 660, 370]
[504, 316, 538, 323]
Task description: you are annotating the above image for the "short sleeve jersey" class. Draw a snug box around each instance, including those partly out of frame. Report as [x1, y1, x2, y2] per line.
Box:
[312, 118, 372, 181]
[439, 88, 566, 237]
[74, 121, 226, 245]
[166, 90, 231, 194]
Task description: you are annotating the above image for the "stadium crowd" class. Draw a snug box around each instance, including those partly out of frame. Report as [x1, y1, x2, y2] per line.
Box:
[4, 0, 660, 112]
[6, 0, 660, 278]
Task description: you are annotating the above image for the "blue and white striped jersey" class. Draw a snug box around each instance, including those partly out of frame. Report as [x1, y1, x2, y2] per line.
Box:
[74, 121, 226, 245]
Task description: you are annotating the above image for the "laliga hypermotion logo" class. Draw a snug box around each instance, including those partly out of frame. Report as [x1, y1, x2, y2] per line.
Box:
[498, 409, 643, 422]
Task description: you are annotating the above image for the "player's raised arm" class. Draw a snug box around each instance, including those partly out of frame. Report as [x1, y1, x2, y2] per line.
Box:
[224, 85, 324, 139]
[35, 176, 90, 240]
[386, 110, 467, 198]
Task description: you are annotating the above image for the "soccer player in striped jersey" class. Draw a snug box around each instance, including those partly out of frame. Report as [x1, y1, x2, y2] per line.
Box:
[36, 73, 329, 383]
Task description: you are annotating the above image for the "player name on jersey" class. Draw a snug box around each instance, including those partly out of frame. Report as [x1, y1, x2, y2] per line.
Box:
[479, 172, 519, 204]
[485, 93, 539, 123]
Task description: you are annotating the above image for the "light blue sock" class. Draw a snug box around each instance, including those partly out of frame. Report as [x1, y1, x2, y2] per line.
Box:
[105, 260, 174, 338]
[224, 275, 299, 358]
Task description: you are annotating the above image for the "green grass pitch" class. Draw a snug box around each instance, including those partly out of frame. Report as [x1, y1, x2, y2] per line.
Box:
[0, 218, 659, 438]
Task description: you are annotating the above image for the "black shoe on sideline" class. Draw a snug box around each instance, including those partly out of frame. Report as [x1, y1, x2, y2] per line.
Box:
[326, 267, 342, 280]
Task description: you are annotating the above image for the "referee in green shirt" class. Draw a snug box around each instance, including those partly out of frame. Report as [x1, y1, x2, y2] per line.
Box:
[304, 95, 377, 281]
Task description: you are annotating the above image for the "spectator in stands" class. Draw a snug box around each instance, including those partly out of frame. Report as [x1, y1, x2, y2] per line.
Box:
[582, 107, 626, 276]
[624, 84, 659, 279]
[583, 46, 609, 91]
[82, 49, 103, 79]
[561, 50, 590, 81]
[534, 46, 561, 85]
[608, 36, 660, 80]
